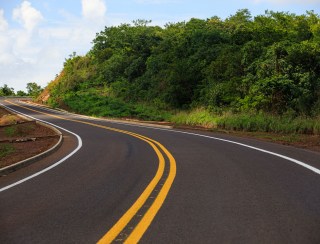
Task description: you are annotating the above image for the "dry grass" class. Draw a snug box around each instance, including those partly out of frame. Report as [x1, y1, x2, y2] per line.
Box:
[0, 107, 24, 126]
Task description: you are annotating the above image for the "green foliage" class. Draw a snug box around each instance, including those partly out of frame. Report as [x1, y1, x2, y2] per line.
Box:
[171, 109, 320, 135]
[217, 113, 320, 134]
[171, 108, 218, 128]
[26, 82, 43, 98]
[0, 84, 15, 96]
[4, 124, 35, 137]
[4, 127, 16, 137]
[41, 10, 320, 133]
[0, 144, 15, 158]
[16, 90, 28, 96]
[62, 91, 170, 121]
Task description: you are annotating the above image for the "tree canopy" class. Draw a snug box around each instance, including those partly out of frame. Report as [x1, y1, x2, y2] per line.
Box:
[42, 10, 320, 117]
[26, 82, 43, 98]
[0, 84, 15, 96]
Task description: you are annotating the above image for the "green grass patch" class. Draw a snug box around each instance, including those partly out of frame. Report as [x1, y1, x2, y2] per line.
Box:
[4, 126, 17, 137]
[171, 108, 320, 135]
[217, 113, 320, 135]
[49, 91, 320, 136]
[4, 123, 36, 137]
[170, 108, 217, 128]
[61, 92, 171, 121]
[0, 144, 15, 158]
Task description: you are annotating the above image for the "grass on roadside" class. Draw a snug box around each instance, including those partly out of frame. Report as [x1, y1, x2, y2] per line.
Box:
[170, 108, 320, 135]
[4, 123, 36, 137]
[170, 108, 217, 128]
[47, 93, 320, 136]
[0, 144, 15, 159]
[217, 113, 320, 135]
[60, 92, 171, 121]
[0, 114, 18, 126]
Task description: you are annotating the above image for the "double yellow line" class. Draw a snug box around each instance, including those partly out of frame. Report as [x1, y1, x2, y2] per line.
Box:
[6, 100, 176, 243]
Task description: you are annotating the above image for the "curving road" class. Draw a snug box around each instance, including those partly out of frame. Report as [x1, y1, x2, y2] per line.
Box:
[1, 99, 320, 243]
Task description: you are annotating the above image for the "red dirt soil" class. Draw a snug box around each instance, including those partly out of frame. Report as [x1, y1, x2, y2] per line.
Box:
[0, 107, 60, 169]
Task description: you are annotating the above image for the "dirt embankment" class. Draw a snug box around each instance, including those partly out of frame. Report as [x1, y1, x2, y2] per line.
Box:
[0, 106, 60, 169]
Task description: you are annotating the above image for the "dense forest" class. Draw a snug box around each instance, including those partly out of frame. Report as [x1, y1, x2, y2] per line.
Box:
[40, 10, 320, 134]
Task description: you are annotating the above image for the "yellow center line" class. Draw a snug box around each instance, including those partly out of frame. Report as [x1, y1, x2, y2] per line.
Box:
[125, 140, 176, 243]
[5, 100, 176, 243]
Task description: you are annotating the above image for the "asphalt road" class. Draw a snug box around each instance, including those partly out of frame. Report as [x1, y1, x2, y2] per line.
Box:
[1, 99, 320, 243]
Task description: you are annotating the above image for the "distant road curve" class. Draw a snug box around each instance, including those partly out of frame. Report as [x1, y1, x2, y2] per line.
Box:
[1, 98, 320, 243]
[0, 102, 82, 191]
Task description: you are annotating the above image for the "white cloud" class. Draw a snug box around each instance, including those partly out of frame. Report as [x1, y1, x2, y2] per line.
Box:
[0, 0, 110, 92]
[13, 1, 43, 32]
[82, 0, 107, 21]
[0, 40, 16, 65]
[252, 0, 320, 4]
[0, 9, 8, 31]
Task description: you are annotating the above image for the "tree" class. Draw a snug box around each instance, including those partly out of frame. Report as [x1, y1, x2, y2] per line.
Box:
[16, 90, 28, 96]
[26, 82, 43, 97]
[0, 84, 15, 96]
[42, 11, 320, 117]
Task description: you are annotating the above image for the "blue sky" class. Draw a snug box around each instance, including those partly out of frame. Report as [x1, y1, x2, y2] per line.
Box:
[0, 0, 319, 92]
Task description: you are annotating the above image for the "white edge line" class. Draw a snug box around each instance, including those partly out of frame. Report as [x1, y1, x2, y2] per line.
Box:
[60, 109, 320, 175]
[137, 126, 320, 175]
[18, 100, 172, 129]
[18, 101, 320, 175]
[0, 103, 83, 193]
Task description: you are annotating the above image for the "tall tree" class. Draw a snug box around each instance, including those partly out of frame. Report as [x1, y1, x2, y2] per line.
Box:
[27, 82, 43, 97]
[0, 84, 15, 96]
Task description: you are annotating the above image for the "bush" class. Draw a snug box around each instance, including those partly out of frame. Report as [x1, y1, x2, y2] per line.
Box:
[217, 112, 320, 135]
[0, 144, 15, 158]
[170, 108, 217, 128]
[171, 108, 320, 135]
[62, 92, 171, 121]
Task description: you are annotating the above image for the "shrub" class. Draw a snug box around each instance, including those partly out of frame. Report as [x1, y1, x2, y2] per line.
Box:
[4, 127, 16, 137]
[0, 144, 15, 158]
[217, 112, 320, 135]
[170, 108, 217, 128]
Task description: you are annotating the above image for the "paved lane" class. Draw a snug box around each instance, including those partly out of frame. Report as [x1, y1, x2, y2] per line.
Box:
[1, 100, 161, 243]
[1, 99, 320, 243]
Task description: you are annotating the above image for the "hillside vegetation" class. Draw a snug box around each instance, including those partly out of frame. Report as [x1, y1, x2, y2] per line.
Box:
[39, 10, 320, 134]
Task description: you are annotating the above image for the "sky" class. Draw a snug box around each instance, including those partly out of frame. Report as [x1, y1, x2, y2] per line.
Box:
[0, 0, 319, 92]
